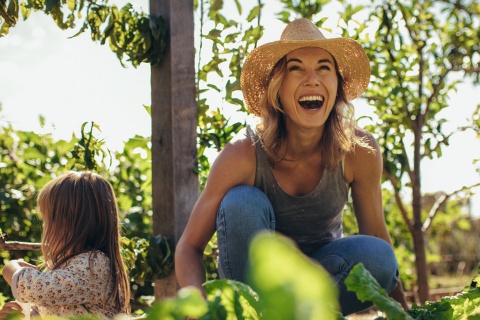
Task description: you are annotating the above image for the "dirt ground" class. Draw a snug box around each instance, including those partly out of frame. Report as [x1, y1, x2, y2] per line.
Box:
[346, 308, 385, 319]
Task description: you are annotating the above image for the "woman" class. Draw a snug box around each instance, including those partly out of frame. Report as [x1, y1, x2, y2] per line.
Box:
[175, 18, 408, 315]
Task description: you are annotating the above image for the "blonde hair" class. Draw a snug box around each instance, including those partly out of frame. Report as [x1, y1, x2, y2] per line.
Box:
[256, 56, 371, 170]
[37, 171, 130, 314]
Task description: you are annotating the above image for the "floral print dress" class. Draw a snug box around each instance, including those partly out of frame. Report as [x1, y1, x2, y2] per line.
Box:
[11, 251, 120, 318]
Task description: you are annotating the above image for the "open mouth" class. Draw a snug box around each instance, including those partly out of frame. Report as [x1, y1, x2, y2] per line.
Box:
[299, 96, 324, 110]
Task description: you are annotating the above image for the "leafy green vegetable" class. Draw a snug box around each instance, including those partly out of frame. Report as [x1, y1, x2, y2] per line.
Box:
[345, 263, 413, 320]
[407, 301, 453, 320]
[203, 279, 260, 320]
[247, 232, 339, 320]
[146, 287, 208, 320]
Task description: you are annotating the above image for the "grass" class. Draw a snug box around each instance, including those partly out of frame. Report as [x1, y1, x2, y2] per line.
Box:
[430, 273, 474, 289]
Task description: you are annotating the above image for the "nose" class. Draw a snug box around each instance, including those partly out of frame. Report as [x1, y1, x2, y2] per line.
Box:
[304, 71, 320, 87]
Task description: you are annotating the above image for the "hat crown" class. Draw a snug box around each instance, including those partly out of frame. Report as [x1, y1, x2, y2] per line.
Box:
[280, 18, 326, 41]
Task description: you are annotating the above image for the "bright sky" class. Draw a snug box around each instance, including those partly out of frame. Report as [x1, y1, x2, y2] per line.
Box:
[0, 1, 479, 216]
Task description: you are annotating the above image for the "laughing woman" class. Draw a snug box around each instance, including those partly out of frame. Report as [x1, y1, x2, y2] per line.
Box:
[175, 18, 408, 315]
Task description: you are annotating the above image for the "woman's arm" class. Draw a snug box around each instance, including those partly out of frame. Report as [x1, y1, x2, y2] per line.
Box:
[346, 133, 409, 309]
[175, 134, 256, 296]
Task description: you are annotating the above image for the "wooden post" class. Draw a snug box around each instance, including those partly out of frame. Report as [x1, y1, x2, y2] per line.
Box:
[150, 0, 197, 299]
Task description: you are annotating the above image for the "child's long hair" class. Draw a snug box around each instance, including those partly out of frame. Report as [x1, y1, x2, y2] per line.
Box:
[37, 171, 130, 314]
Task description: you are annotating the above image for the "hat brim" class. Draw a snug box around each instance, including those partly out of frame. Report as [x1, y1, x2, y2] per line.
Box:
[241, 38, 371, 116]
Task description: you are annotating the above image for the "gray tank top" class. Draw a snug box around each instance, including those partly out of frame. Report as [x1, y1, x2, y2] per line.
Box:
[249, 127, 348, 254]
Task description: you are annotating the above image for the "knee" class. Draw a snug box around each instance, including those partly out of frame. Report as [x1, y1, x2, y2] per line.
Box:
[365, 237, 398, 291]
[222, 185, 270, 209]
[217, 186, 275, 230]
[221, 185, 273, 216]
[335, 235, 398, 291]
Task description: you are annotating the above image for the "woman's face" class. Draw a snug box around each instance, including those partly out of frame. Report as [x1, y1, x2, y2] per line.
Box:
[279, 47, 338, 131]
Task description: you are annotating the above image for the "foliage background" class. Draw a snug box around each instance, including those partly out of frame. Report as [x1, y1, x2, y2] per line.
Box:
[1, 0, 480, 311]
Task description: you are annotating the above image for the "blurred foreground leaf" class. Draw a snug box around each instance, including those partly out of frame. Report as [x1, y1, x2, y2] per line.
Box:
[247, 232, 339, 320]
[146, 287, 208, 320]
[203, 279, 260, 320]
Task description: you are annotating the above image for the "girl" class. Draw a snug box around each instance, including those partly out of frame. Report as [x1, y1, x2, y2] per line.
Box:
[2, 171, 130, 318]
[175, 18, 408, 315]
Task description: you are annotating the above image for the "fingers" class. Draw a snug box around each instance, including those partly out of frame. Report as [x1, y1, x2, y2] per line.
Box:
[2, 302, 22, 310]
[16, 260, 38, 270]
[0, 302, 23, 320]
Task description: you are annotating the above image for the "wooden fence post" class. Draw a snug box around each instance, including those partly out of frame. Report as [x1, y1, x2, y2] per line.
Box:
[150, 0, 197, 299]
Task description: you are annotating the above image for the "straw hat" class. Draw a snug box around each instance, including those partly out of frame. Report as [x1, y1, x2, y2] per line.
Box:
[241, 18, 371, 116]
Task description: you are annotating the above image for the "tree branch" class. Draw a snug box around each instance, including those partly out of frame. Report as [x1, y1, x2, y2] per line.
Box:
[384, 168, 414, 234]
[399, 138, 414, 185]
[422, 192, 449, 234]
[425, 68, 451, 117]
[0, 239, 41, 251]
[423, 182, 480, 233]
[452, 66, 480, 74]
[396, 2, 418, 44]
[418, 56, 425, 127]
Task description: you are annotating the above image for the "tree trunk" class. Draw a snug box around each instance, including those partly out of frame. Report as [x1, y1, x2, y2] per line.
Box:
[412, 224, 430, 304]
[412, 121, 430, 304]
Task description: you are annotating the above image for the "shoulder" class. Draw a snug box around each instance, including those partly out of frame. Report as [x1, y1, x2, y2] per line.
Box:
[226, 126, 257, 149]
[214, 128, 256, 169]
[68, 251, 108, 262]
[353, 129, 381, 156]
[204, 128, 257, 193]
[344, 130, 382, 184]
[66, 251, 110, 274]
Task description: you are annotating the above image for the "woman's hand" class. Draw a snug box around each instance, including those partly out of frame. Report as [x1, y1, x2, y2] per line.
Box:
[0, 301, 23, 320]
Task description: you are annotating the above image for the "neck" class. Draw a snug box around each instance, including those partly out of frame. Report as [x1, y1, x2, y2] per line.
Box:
[281, 125, 325, 160]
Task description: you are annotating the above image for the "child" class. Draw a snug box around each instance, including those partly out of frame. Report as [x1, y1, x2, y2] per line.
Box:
[1, 171, 130, 318]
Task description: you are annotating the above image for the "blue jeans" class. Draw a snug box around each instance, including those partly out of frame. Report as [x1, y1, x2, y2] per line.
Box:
[216, 185, 399, 315]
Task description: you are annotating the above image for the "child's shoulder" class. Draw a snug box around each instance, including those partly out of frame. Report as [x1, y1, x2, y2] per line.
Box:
[68, 251, 110, 269]
[72, 250, 108, 259]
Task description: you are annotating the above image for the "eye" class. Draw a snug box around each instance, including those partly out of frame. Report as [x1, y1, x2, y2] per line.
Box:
[318, 65, 331, 71]
[288, 65, 302, 72]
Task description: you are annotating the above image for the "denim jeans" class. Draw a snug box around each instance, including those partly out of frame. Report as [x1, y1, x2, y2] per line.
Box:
[216, 185, 399, 315]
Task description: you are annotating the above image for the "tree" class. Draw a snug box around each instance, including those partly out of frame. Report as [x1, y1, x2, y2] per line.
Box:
[355, 0, 480, 304]
[0, 0, 166, 66]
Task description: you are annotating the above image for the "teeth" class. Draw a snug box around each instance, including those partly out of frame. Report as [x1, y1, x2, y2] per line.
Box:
[299, 96, 324, 102]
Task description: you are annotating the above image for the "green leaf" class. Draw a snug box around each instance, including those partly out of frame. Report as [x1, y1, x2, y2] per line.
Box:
[246, 5, 261, 22]
[143, 105, 151, 116]
[472, 266, 480, 287]
[19, 1, 30, 20]
[248, 232, 339, 319]
[448, 288, 480, 319]
[146, 287, 208, 320]
[175, 287, 209, 318]
[345, 263, 413, 320]
[23, 147, 46, 161]
[6, 0, 19, 24]
[407, 301, 453, 320]
[67, 0, 75, 11]
[204, 279, 260, 320]
[233, 0, 242, 14]
[45, 0, 58, 12]
[210, 0, 222, 12]
[148, 234, 174, 279]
